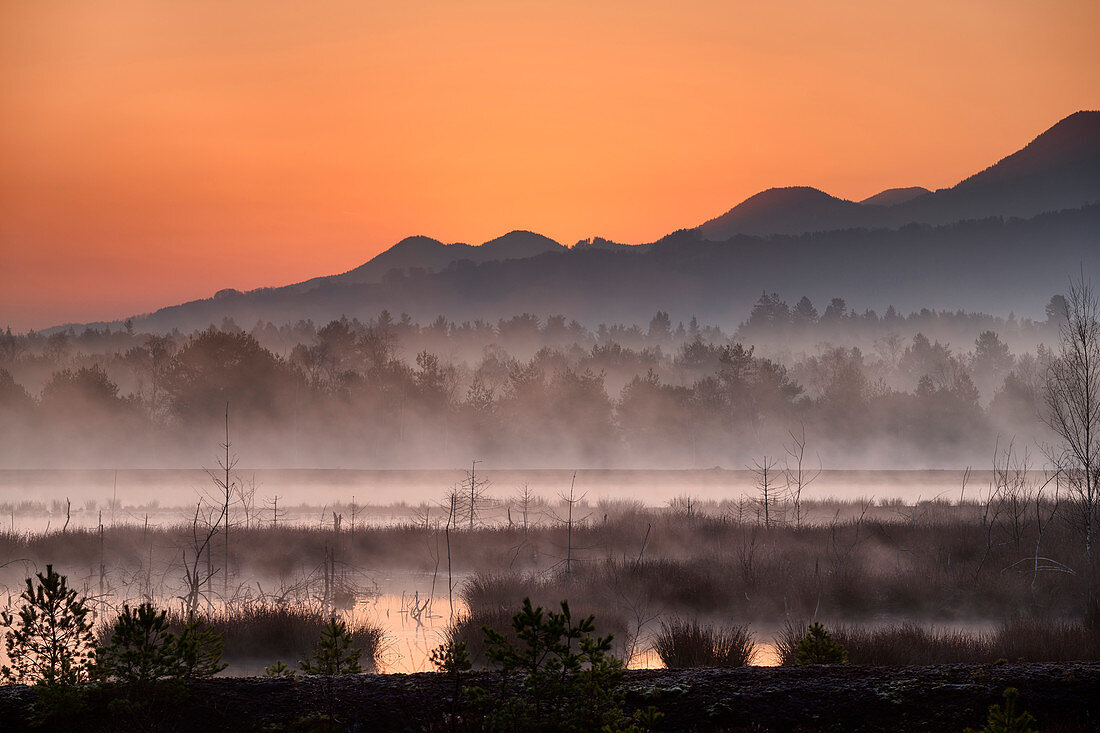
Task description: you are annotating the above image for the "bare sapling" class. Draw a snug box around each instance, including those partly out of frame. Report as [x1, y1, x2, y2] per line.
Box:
[463, 459, 492, 530]
[558, 473, 588, 578]
[202, 403, 238, 605]
[1002, 466, 1069, 590]
[1043, 273, 1100, 609]
[783, 425, 820, 528]
[180, 499, 222, 615]
[750, 455, 781, 529]
[234, 472, 259, 530]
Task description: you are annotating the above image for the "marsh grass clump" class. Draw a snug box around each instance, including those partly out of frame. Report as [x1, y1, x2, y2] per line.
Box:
[461, 571, 546, 610]
[781, 619, 1100, 666]
[833, 623, 989, 665]
[992, 619, 1100, 662]
[653, 618, 757, 668]
[774, 620, 807, 666]
[447, 607, 518, 669]
[161, 602, 383, 672]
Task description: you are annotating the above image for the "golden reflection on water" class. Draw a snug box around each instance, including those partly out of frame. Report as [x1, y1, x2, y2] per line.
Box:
[359, 588, 782, 673]
[355, 590, 463, 674]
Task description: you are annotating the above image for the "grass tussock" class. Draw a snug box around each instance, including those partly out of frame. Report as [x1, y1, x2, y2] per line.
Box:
[992, 619, 1100, 662]
[775, 619, 1100, 666]
[832, 623, 989, 665]
[653, 618, 756, 668]
[95, 602, 385, 672]
[446, 607, 520, 669]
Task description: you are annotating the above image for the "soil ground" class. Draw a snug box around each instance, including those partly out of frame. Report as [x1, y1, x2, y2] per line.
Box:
[0, 662, 1097, 731]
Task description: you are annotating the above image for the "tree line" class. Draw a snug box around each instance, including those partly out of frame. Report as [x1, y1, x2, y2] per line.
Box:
[0, 293, 1075, 468]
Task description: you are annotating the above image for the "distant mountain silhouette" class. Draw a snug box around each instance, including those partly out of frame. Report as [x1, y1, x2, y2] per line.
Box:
[572, 236, 648, 253]
[859, 187, 931, 206]
[126, 204, 1098, 334]
[696, 111, 1100, 239]
[897, 110, 1100, 225]
[954, 110, 1100, 191]
[50, 110, 1100, 335]
[698, 187, 870, 239]
[292, 230, 564, 292]
[479, 230, 565, 258]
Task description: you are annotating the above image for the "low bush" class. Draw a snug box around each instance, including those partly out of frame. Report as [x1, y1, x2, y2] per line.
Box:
[965, 687, 1038, 733]
[299, 617, 362, 675]
[792, 623, 848, 665]
[96, 602, 226, 682]
[464, 597, 659, 732]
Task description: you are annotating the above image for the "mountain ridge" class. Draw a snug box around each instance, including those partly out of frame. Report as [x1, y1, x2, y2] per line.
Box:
[38, 110, 1100, 334]
[286, 111, 1100, 293]
[289, 230, 565, 293]
[695, 110, 1100, 240]
[859, 187, 931, 206]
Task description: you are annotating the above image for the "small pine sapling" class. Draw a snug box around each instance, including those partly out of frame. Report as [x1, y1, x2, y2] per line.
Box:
[263, 660, 296, 678]
[174, 615, 228, 678]
[793, 622, 848, 665]
[430, 639, 471, 731]
[95, 603, 181, 683]
[468, 597, 660, 732]
[1, 565, 96, 685]
[300, 617, 362, 675]
[965, 688, 1038, 733]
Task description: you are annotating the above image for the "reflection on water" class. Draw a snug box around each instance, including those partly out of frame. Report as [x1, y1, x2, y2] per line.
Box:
[362, 581, 782, 673]
[754, 643, 781, 667]
[358, 589, 464, 674]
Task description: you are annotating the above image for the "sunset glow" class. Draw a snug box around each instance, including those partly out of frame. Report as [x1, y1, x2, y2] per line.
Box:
[2, 0, 1097, 330]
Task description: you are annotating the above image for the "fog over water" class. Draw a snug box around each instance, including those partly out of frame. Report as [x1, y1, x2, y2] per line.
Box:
[0, 468, 997, 529]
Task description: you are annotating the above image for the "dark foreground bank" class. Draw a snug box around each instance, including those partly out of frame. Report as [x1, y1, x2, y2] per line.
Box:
[0, 663, 1096, 732]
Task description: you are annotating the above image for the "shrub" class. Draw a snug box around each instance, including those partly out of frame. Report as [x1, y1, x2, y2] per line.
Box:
[466, 597, 659, 732]
[93, 603, 223, 728]
[793, 622, 848, 665]
[299, 617, 362, 675]
[653, 618, 756, 668]
[174, 615, 228, 678]
[430, 638, 471, 728]
[96, 603, 183, 682]
[1, 565, 95, 685]
[430, 638, 471, 675]
[263, 660, 295, 677]
[965, 687, 1037, 733]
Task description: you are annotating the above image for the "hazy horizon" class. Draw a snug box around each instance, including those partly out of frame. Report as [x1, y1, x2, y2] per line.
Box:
[3, 0, 1099, 330]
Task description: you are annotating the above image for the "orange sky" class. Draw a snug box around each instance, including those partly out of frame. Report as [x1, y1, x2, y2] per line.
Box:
[1, 0, 1098, 331]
